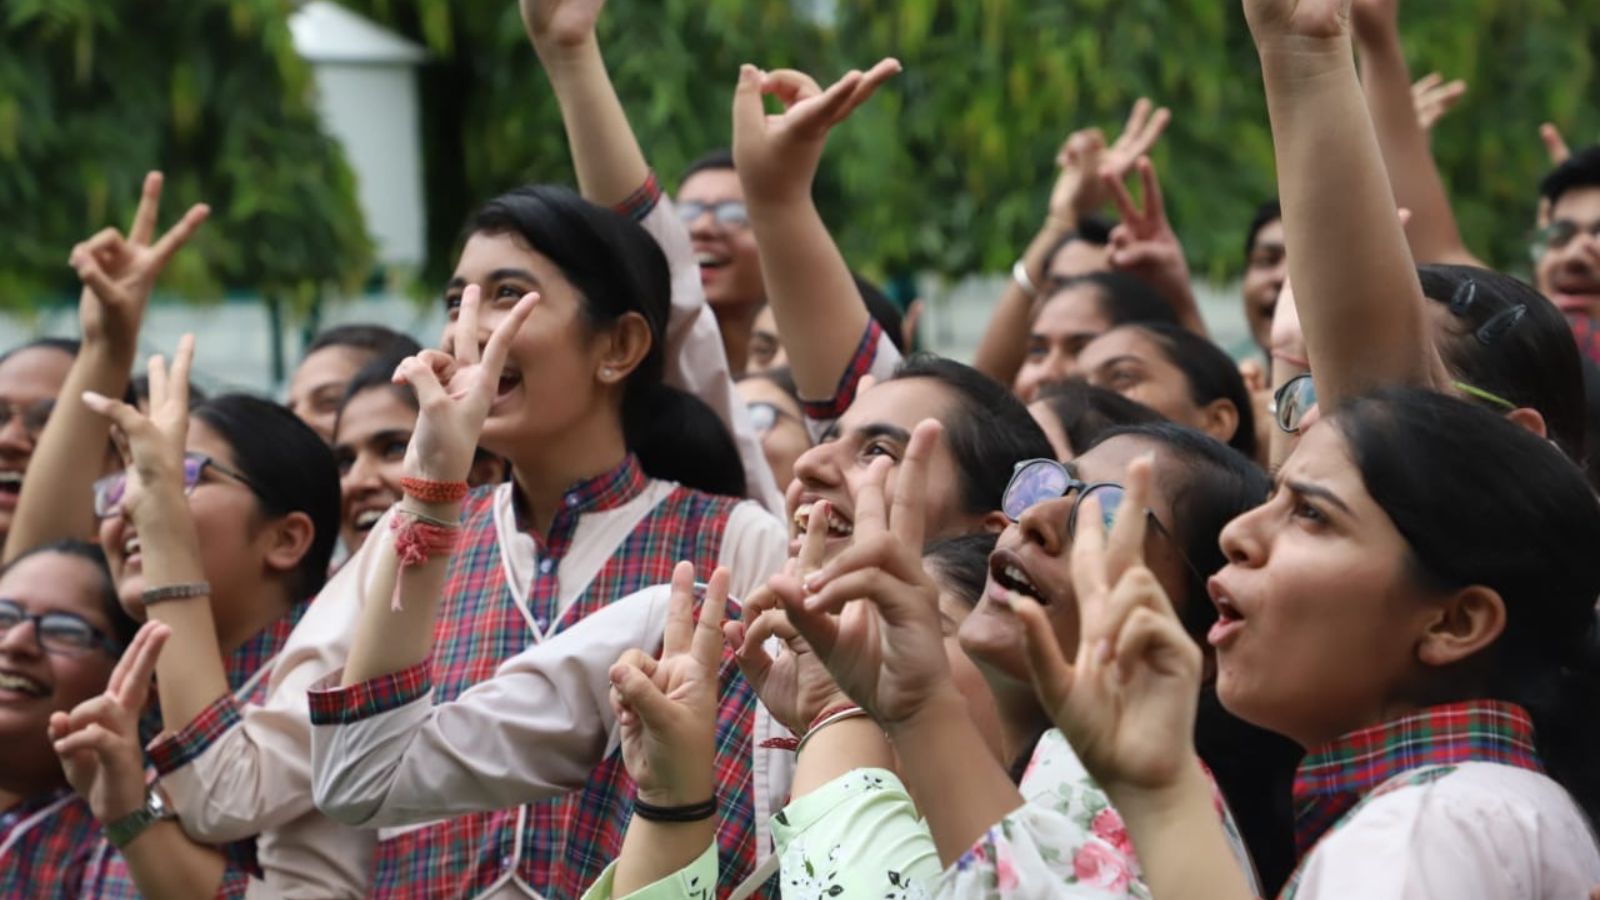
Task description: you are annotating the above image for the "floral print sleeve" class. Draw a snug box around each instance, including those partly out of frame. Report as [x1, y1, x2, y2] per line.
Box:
[934, 730, 1261, 899]
[771, 768, 943, 898]
[580, 842, 717, 900]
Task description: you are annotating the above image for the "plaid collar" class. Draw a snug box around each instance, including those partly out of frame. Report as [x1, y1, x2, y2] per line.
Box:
[222, 596, 312, 694]
[1292, 700, 1542, 852]
[512, 454, 647, 529]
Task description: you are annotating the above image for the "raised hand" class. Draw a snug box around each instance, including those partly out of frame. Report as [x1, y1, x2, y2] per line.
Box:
[727, 503, 850, 734]
[81, 335, 199, 524]
[519, 0, 606, 51]
[1349, 0, 1397, 46]
[1411, 73, 1466, 133]
[1011, 457, 1204, 791]
[1094, 99, 1172, 195]
[1542, 122, 1573, 166]
[1104, 158, 1201, 329]
[731, 59, 902, 207]
[1243, 0, 1352, 46]
[401, 285, 538, 482]
[776, 420, 952, 729]
[69, 172, 209, 353]
[49, 621, 171, 822]
[610, 562, 729, 807]
[1046, 128, 1106, 229]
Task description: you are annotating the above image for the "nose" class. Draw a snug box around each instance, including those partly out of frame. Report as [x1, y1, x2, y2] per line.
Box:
[0, 413, 32, 454]
[1018, 495, 1075, 558]
[792, 440, 843, 494]
[1219, 503, 1267, 567]
[0, 615, 43, 657]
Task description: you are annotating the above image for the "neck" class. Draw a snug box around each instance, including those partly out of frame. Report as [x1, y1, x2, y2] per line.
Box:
[711, 301, 763, 377]
[987, 674, 1051, 770]
[0, 751, 66, 806]
[214, 583, 293, 656]
[505, 411, 629, 536]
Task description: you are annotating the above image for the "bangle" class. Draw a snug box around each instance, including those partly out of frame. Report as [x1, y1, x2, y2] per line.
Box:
[141, 582, 210, 607]
[398, 477, 469, 504]
[1011, 259, 1040, 300]
[760, 703, 865, 752]
[395, 505, 456, 529]
[633, 796, 717, 823]
[796, 706, 871, 755]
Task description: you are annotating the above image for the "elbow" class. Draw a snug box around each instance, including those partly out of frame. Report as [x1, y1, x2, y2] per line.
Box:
[311, 768, 384, 829]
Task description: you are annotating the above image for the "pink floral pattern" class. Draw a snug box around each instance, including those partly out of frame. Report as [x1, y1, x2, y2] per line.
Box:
[1073, 842, 1135, 893]
[1090, 808, 1135, 857]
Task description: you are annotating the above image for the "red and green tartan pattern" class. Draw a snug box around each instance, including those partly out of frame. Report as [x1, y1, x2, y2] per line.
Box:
[1568, 312, 1600, 366]
[82, 598, 312, 898]
[308, 659, 433, 725]
[615, 171, 664, 223]
[359, 458, 766, 897]
[0, 792, 102, 899]
[800, 319, 885, 422]
[1291, 700, 1542, 855]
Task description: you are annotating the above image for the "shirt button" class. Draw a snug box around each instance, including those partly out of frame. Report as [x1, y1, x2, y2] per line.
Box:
[534, 618, 547, 631]
[564, 495, 579, 508]
[538, 558, 554, 575]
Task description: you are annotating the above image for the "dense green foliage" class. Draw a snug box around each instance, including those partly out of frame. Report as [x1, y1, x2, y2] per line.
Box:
[0, 0, 371, 311]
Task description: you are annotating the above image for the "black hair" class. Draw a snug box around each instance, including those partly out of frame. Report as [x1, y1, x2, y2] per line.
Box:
[1538, 145, 1600, 208]
[1333, 386, 1600, 825]
[1582, 357, 1600, 490]
[0, 337, 79, 367]
[1417, 265, 1586, 465]
[1243, 199, 1282, 261]
[1085, 421, 1298, 893]
[737, 366, 801, 407]
[3, 539, 137, 648]
[132, 374, 207, 408]
[337, 352, 419, 421]
[465, 184, 737, 493]
[622, 389, 746, 499]
[922, 532, 999, 611]
[1041, 215, 1115, 277]
[679, 148, 736, 185]
[191, 395, 340, 598]
[1035, 380, 1165, 458]
[304, 325, 421, 361]
[1117, 323, 1258, 459]
[1044, 271, 1179, 330]
[856, 274, 906, 353]
[888, 355, 1056, 515]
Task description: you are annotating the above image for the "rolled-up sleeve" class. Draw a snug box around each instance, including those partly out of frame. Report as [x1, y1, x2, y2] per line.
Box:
[309, 585, 677, 829]
[800, 320, 903, 443]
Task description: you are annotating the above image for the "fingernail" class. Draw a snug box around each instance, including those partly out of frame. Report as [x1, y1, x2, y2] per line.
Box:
[803, 571, 824, 592]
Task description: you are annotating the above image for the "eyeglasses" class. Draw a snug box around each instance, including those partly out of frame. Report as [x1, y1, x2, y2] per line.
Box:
[746, 401, 800, 436]
[1531, 219, 1600, 258]
[92, 452, 259, 518]
[1270, 373, 1516, 435]
[1001, 458, 1203, 580]
[0, 398, 55, 441]
[0, 599, 122, 657]
[676, 200, 750, 231]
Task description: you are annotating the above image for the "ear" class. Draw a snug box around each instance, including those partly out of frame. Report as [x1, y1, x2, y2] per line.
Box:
[1197, 398, 1241, 447]
[594, 312, 653, 386]
[1504, 406, 1548, 441]
[980, 510, 1011, 535]
[259, 511, 317, 582]
[1417, 585, 1507, 669]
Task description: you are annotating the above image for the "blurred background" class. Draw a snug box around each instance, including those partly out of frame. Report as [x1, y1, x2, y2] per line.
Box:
[1, 0, 1596, 394]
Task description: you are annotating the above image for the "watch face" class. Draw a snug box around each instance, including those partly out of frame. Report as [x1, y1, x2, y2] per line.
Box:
[148, 789, 170, 817]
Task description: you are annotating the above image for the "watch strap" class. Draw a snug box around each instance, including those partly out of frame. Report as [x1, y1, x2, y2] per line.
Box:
[104, 789, 170, 849]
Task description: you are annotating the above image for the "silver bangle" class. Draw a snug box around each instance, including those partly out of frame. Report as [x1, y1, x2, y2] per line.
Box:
[1011, 259, 1040, 299]
[141, 582, 211, 606]
[795, 707, 873, 755]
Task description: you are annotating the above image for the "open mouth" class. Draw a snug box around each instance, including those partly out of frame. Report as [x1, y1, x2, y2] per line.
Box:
[0, 470, 21, 499]
[122, 534, 142, 559]
[988, 549, 1046, 605]
[696, 251, 732, 272]
[352, 508, 385, 533]
[1207, 579, 1247, 646]
[0, 670, 48, 698]
[793, 501, 853, 539]
[1552, 284, 1600, 314]
[496, 369, 523, 400]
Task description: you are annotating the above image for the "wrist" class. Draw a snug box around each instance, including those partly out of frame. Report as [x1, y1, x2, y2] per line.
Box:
[1101, 752, 1210, 822]
[636, 773, 715, 809]
[1256, 33, 1355, 75]
[882, 684, 967, 741]
[530, 32, 600, 65]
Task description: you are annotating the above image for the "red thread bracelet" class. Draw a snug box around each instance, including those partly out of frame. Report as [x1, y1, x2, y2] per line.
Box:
[759, 703, 863, 752]
[399, 476, 470, 504]
[389, 513, 459, 611]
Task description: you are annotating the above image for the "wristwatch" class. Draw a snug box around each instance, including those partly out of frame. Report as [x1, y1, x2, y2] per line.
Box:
[104, 787, 174, 849]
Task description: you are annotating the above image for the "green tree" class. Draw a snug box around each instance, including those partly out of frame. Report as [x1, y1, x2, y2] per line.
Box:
[0, 0, 371, 312]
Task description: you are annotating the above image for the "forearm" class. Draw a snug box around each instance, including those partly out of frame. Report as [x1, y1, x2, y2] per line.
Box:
[1103, 762, 1255, 900]
[342, 499, 462, 684]
[119, 820, 228, 899]
[3, 340, 130, 561]
[535, 37, 651, 208]
[791, 716, 895, 797]
[972, 223, 1067, 385]
[139, 495, 232, 730]
[612, 818, 717, 896]
[1357, 27, 1478, 266]
[746, 199, 870, 401]
[886, 691, 1023, 864]
[1259, 38, 1437, 403]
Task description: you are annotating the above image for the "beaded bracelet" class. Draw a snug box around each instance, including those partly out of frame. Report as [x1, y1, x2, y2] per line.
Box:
[141, 582, 211, 607]
[398, 476, 470, 504]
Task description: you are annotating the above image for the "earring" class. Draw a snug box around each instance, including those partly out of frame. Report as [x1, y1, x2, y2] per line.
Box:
[602, 367, 614, 379]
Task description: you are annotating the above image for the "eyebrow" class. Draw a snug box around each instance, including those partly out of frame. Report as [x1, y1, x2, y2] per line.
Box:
[854, 423, 912, 445]
[446, 268, 543, 290]
[333, 428, 412, 453]
[1094, 355, 1145, 371]
[1285, 479, 1353, 515]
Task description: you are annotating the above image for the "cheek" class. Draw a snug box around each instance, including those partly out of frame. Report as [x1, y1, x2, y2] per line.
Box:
[52, 658, 114, 714]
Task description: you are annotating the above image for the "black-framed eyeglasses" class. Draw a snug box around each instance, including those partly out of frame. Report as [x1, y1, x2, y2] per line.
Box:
[676, 200, 750, 231]
[0, 398, 55, 441]
[746, 401, 800, 436]
[1270, 372, 1516, 435]
[0, 598, 122, 657]
[1531, 219, 1600, 259]
[1001, 458, 1203, 581]
[92, 452, 260, 518]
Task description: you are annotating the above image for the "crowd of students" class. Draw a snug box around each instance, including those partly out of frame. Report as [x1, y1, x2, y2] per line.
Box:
[3, 0, 1600, 896]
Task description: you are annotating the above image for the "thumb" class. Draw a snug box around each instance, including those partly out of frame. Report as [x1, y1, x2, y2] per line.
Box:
[609, 662, 678, 729]
[731, 64, 767, 148]
[81, 391, 147, 435]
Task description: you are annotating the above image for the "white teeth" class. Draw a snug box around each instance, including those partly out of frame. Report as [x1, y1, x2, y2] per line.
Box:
[354, 509, 383, 529]
[794, 502, 854, 537]
[696, 252, 730, 267]
[0, 471, 20, 486]
[0, 671, 46, 696]
[123, 536, 141, 556]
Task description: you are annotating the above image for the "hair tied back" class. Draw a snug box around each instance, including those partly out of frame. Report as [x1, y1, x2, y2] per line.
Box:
[1475, 304, 1528, 346]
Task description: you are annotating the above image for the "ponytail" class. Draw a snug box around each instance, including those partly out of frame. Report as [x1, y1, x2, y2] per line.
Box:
[622, 383, 746, 499]
[1522, 611, 1600, 827]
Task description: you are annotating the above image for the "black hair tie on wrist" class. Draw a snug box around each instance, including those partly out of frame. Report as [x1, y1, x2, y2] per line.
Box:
[633, 796, 717, 823]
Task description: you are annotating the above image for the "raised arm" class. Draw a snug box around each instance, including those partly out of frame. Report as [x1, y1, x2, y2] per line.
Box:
[1246, 0, 1449, 408]
[3, 173, 206, 562]
[1351, 0, 1482, 267]
[731, 61, 901, 403]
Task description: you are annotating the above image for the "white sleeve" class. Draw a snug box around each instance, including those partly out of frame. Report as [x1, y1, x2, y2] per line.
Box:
[717, 501, 790, 602]
[309, 585, 675, 828]
[801, 325, 904, 443]
[637, 195, 783, 515]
